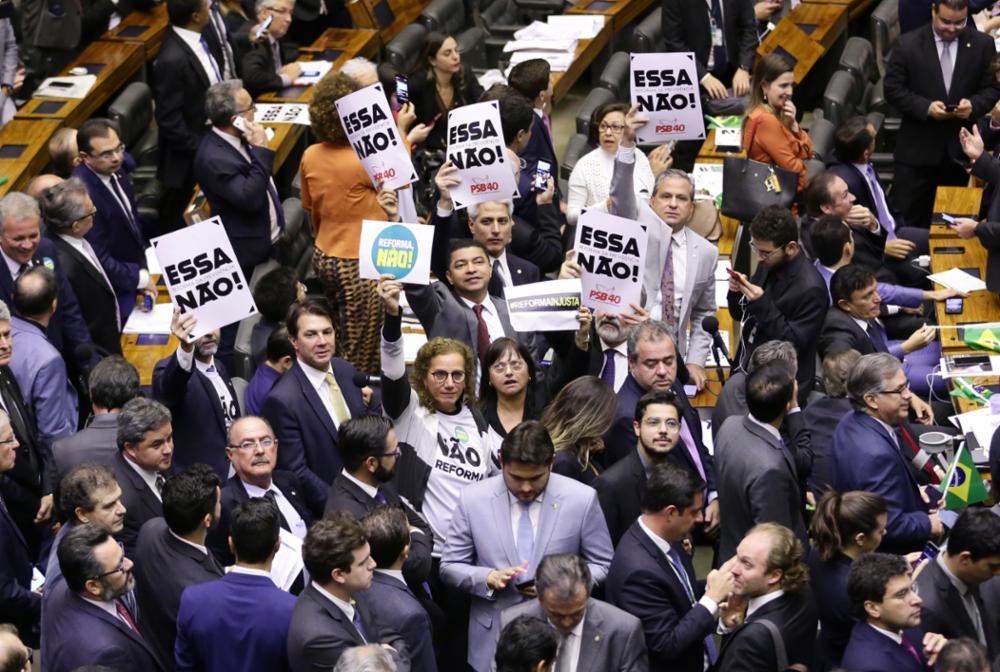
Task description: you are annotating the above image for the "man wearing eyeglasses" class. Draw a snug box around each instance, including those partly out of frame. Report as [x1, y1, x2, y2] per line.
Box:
[242, 0, 301, 97]
[832, 353, 944, 554]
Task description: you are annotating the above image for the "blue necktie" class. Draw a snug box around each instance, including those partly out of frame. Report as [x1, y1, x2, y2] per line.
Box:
[198, 36, 222, 83]
[373, 489, 387, 505]
[516, 500, 534, 574]
[867, 321, 890, 353]
[667, 545, 718, 664]
[600, 349, 616, 389]
[351, 608, 368, 643]
[709, 0, 726, 76]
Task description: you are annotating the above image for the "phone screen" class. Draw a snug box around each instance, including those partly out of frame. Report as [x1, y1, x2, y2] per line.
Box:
[946, 298, 965, 314]
[534, 160, 551, 190]
[395, 75, 409, 104]
[255, 14, 273, 39]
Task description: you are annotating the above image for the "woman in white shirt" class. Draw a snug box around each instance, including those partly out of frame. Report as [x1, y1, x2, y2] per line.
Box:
[566, 102, 673, 225]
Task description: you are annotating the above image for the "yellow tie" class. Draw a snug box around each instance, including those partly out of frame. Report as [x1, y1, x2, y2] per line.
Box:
[324, 373, 351, 426]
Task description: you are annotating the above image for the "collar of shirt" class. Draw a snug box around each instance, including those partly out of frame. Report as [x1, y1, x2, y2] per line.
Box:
[936, 552, 970, 596]
[241, 479, 277, 499]
[549, 614, 585, 641]
[850, 314, 872, 334]
[598, 337, 628, 357]
[672, 226, 687, 248]
[342, 469, 379, 499]
[852, 161, 874, 179]
[870, 623, 903, 645]
[229, 565, 273, 579]
[375, 568, 406, 585]
[212, 127, 250, 160]
[169, 530, 209, 556]
[460, 294, 498, 317]
[637, 517, 674, 557]
[534, 108, 544, 118]
[747, 589, 785, 618]
[195, 357, 218, 374]
[747, 413, 782, 444]
[123, 455, 162, 500]
[312, 581, 356, 622]
[0, 249, 24, 279]
[507, 490, 544, 509]
[86, 163, 117, 189]
[173, 25, 206, 49]
[872, 416, 899, 443]
[57, 233, 88, 255]
[84, 597, 122, 620]
[934, 32, 957, 48]
[298, 358, 333, 391]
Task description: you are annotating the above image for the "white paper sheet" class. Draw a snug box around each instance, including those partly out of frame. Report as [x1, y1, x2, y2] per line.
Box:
[122, 302, 174, 334]
[293, 60, 332, 86]
[270, 529, 305, 592]
[927, 267, 988, 293]
[546, 14, 605, 39]
[35, 75, 97, 99]
[254, 103, 311, 125]
[505, 279, 582, 332]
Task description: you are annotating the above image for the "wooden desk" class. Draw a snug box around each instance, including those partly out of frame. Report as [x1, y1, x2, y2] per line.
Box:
[121, 277, 175, 386]
[695, 129, 743, 256]
[15, 40, 145, 128]
[931, 237, 1000, 351]
[0, 119, 63, 196]
[566, 0, 655, 33]
[263, 122, 304, 174]
[931, 185, 983, 238]
[757, 4, 846, 83]
[550, 21, 613, 103]
[689, 368, 725, 409]
[104, 4, 170, 60]
[803, 0, 878, 20]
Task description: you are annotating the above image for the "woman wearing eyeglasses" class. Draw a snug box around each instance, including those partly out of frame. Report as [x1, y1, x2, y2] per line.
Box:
[566, 102, 673, 226]
[540, 376, 618, 486]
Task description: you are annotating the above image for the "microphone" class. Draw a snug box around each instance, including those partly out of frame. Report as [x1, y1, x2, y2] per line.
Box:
[702, 316, 731, 384]
[352, 372, 380, 387]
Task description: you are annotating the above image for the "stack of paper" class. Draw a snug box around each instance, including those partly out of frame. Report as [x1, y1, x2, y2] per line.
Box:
[693, 163, 724, 202]
[927, 267, 987, 293]
[546, 14, 605, 39]
[35, 75, 97, 99]
[504, 20, 582, 73]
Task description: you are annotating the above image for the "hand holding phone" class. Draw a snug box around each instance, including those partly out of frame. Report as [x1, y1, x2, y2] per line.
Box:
[395, 74, 409, 105]
[254, 14, 273, 39]
[533, 160, 552, 191]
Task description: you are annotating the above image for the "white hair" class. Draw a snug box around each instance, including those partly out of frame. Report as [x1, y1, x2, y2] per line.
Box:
[468, 199, 513, 221]
[340, 57, 378, 84]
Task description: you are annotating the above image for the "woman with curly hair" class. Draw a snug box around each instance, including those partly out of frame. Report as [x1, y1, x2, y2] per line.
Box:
[300, 70, 387, 373]
[409, 32, 484, 151]
[540, 376, 617, 485]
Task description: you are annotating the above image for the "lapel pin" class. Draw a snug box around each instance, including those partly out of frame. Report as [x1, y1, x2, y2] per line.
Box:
[594, 635, 601, 642]
[552, 503, 559, 509]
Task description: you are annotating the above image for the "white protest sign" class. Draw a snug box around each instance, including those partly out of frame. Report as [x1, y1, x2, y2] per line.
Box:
[505, 279, 582, 332]
[573, 210, 648, 314]
[358, 220, 434, 284]
[335, 83, 418, 190]
[446, 101, 519, 209]
[151, 217, 257, 339]
[630, 52, 705, 144]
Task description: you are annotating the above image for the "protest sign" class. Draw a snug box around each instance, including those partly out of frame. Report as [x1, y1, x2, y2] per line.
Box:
[630, 53, 705, 144]
[151, 217, 257, 339]
[573, 210, 648, 314]
[358, 220, 434, 284]
[505, 279, 582, 332]
[446, 101, 519, 209]
[335, 83, 418, 190]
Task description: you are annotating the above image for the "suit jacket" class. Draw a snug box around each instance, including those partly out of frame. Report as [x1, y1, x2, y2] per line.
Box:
[715, 415, 807, 561]
[133, 517, 224, 669]
[501, 597, 649, 672]
[81, 0, 156, 45]
[261, 359, 378, 515]
[831, 411, 931, 553]
[193, 129, 279, 272]
[593, 449, 647, 547]
[439, 473, 614, 672]
[884, 24, 999, 168]
[973, 219, 1000, 294]
[0, 496, 40, 647]
[606, 521, 715, 672]
[0, 364, 51, 538]
[175, 570, 297, 672]
[405, 282, 518, 362]
[49, 233, 122, 355]
[365, 572, 437, 672]
[241, 37, 297, 96]
[841, 622, 930, 672]
[9, 316, 78, 449]
[42, 579, 166, 672]
[286, 583, 411, 672]
[728, 251, 829, 403]
[111, 451, 164, 556]
[20, 0, 80, 52]
[53, 411, 119, 479]
[434, 208, 542, 292]
[819, 306, 903, 361]
[153, 28, 214, 189]
[716, 590, 818, 671]
[812, 260, 924, 308]
[915, 558, 999, 658]
[802, 210, 888, 278]
[153, 352, 240, 480]
[661, 0, 757, 80]
[73, 163, 147, 323]
[801, 396, 852, 496]
[514, 114, 563, 225]
[808, 551, 854, 667]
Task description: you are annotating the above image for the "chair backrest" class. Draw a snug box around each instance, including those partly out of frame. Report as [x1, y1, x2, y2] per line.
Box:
[630, 8, 664, 53]
[870, 0, 900, 74]
[598, 51, 630, 99]
[455, 26, 486, 69]
[233, 314, 263, 381]
[561, 132, 594, 181]
[839, 36, 878, 87]
[108, 82, 154, 149]
[809, 116, 837, 164]
[420, 0, 465, 33]
[575, 86, 618, 137]
[231, 376, 249, 415]
[479, 0, 518, 28]
[822, 70, 860, 128]
[385, 22, 428, 74]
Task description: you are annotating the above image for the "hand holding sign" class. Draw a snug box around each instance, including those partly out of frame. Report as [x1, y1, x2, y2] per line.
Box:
[171, 308, 197, 349]
[376, 184, 400, 221]
[574, 306, 593, 350]
[446, 101, 519, 209]
[573, 210, 648, 315]
[435, 161, 461, 210]
[377, 274, 403, 316]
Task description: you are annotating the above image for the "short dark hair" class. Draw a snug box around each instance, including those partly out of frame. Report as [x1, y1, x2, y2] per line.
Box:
[447, 238, 489, 267]
[500, 420, 555, 465]
[495, 615, 558, 672]
[641, 461, 704, 514]
[168, 0, 204, 26]
[230, 498, 280, 564]
[337, 415, 395, 472]
[12, 265, 57, 318]
[946, 508, 1000, 561]
[89, 356, 141, 410]
[59, 464, 119, 524]
[0, 624, 28, 672]
[265, 325, 295, 363]
[746, 360, 795, 423]
[847, 552, 910, 619]
[362, 505, 409, 568]
[749, 206, 798, 248]
[803, 171, 840, 217]
[935, 638, 990, 672]
[303, 512, 367, 583]
[58, 523, 111, 593]
[634, 390, 684, 424]
[479, 338, 539, 413]
[76, 118, 120, 155]
[588, 102, 630, 145]
[834, 116, 873, 164]
[481, 86, 534, 146]
[286, 299, 333, 338]
[809, 215, 852, 266]
[254, 267, 299, 323]
[508, 59, 551, 101]
[933, 0, 968, 10]
[830, 264, 877, 305]
[162, 464, 220, 536]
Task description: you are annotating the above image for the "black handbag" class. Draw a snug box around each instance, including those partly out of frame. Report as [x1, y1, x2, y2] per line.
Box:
[720, 117, 800, 221]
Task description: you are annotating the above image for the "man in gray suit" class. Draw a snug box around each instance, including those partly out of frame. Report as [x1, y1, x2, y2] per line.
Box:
[715, 359, 808, 561]
[710, 340, 796, 441]
[500, 554, 649, 672]
[441, 421, 614, 672]
[53, 355, 141, 479]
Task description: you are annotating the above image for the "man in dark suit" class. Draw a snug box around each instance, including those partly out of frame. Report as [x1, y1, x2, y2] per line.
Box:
[843, 552, 947, 671]
[287, 512, 411, 671]
[133, 464, 224, 668]
[495, 616, 559, 672]
[43, 523, 167, 672]
[262, 301, 380, 515]
[241, 0, 301, 96]
[502, 553, 649, 672]
[194, 81, 284, 280]
[202, 0, 238, 80]
[728, 206, 830, 403]
[803, 349, 859, 495]
[715, 361, 808, 561]
[153, 0, 222, 231]
[715, 523, 819, 671]
[361, 505, 437, 672]
[915, 509, 1000, 657]
[884, 0, 1000, 229]
[112, 397, 174, 555]
[176, 498, 297, 672]
[606, 462, 733, 672]
[153, 309, 240, 480]
[73, 118, 155, 324]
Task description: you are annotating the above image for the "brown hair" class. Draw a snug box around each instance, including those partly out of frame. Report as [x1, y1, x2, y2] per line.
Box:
[309, 71, 360, 145]
[539, 376, 617, 469]
[749, 522, 810, 593]
[810, 490, 888, 561]
[302, 511, 367, 583]
[745, 54, 795, 133]
[412, 337, 477, 411]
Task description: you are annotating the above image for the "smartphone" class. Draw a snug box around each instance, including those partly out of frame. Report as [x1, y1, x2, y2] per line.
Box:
[232, 115, 250, 135]
[912, 541, 940, 568]
[945, 104, 958, 112]
[395, 74, 409, 104]
[515, 578, 535, 591]
[940, 213, 955, 224]
[534, 160, 552, 191]
[946, 297, 964, 314]
[254, 13, 273, 39]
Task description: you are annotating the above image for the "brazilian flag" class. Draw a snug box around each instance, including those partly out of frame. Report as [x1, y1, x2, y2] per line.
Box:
[942, 445, 990, 510]
[963, 327, 1000, 353]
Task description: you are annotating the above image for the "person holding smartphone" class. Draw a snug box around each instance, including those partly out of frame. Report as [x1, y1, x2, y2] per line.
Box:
[242, 0, 301, 96]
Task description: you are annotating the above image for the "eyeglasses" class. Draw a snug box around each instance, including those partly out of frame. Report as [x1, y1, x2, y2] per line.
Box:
[642, 418, 681, 430]
[490, 360, 525, 374]
[378, 449, 402, 459]
[228, 437, 276, 451]
[87, 143, 125, 161]
[878, 382, 911, 396]
[93, 541, 129, 579]
[430, 370, 465, 383]
[599, 122, 626, 134]
[749, 241, 785, 260]
[74, 209, 98, 224]
[235, 104, 257, 116]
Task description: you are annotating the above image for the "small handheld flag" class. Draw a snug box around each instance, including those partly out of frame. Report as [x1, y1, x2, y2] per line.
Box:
[941, 444, 989, 510]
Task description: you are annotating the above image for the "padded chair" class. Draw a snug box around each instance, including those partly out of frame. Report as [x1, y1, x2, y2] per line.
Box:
[575, 87, 617, 137]
[385, 23, 428, 74]
[870, 0, 900, 76]
[630, 8, 664, 53]
[231, 377, 249, 415]
[512, 0, 564, 23]
[809, 116, 837, 164]
[822, 70, 862, 129]
[804, 158, 826, 182]
[597, 51, 630, 100]
[561, 132, 593, 183]
[839, 37, 878, 87]
[107, 82, 159, 184]
[276, 198, 314, 283]
[479, 0, 526, 64]
[233, 314, 263, 381]
[420, 0, 465, 32]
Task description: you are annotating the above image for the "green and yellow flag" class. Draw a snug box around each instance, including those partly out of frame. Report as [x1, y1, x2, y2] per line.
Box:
[963, 327, 1000, 353]
[942, 445, 990, 510]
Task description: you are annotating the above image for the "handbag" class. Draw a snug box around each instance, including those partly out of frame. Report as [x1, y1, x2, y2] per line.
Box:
[720, 117, 799, 222]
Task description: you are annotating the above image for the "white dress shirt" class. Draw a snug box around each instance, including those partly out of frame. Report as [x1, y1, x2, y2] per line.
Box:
[746, 589, 785, 618]
[172, 26, 221, 85]
[243, 479, 308, 539]
[88, 166, 151, 291]
[169, 530, 209, 555]
[460, 295, 506, 343]
[210, 128, 281, 243]
[123, 455, 163, 501]
[174, 348, 238, 429]
[553, 615, 585, 671]
[671, 227, 688, 312]
[298, 358, 352, 429]
[870, 624, 903, 645]
[312, 582, 362, 638]
[341, 470, 379, 499]
[56, 233, 122, 330]
[229, 566, 274, 579]
[1, 249, 27, 280]
[375, 568, 407, 585]
[493, 251, 513, 289]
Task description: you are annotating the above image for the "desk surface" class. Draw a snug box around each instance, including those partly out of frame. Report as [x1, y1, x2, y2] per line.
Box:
[566, 0, 656, 32]
[0, 119, 63, 196]
[931, 237, 1000, 351]
[260, 28, 381, 104]
[551, 21, 613, 103]
[757, 4, 846, 83]
[104, 4, 170, 60]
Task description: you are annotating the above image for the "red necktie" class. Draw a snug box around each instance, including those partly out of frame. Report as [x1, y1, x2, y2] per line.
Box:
[116, 599, 141, 637]
[897, 423, 941, 484]
[473, 304, 491, 364]
[901, 636, 923, 665]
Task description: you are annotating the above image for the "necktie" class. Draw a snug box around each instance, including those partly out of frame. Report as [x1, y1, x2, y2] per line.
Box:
[198, 36, 222, 83]
[866, 321, 890, 353]
[940, 41, 954, 95]
[678, 418, 707, 482]
[488, 259, 504, 298]
[262, 490, 291, 530]
[901, 637, 923, 666]
[323, 373, 351, 426]
[968, 586, 987, 645]
[709, 0, 726, 74]
[660, 238, 677, 337]
[600, 348, 616, 389]
[516, 500, 535, 568]
[351, 607, 368, 643]
[864, 165, 896, 239]
[542, 113, 553, 142]
[154, 474, 165, 495]
[110, 174, 143, 242]
[556, 631, 574, 672]
[473, 304, 492, 364]
[0, 373, 35, 477]
[897, 423, 941, 484]
[15, 263, 28, 278]
[270, 37, 283, 72]
[666, 545, 718, 664]
[116, 599, 142, 636]
[373, 489, 388, 505]
[241, 140, 286, 235]
[210, 2, 235, 79]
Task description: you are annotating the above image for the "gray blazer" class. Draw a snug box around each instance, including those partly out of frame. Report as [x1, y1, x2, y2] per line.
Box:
[715, 415, 807, 561]
[440, 474, 615, 672]
[405, 281, 517, 360]
[499, 598, 650, 672]
[52, 412, 119, 480]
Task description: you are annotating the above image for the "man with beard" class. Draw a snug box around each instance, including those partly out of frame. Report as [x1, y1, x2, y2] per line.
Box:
[153, 309, 241, 479]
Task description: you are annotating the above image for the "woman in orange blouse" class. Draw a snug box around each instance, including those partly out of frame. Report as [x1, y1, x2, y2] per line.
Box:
[300, 71, 387, 374]
[742, 54, 814, 194]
